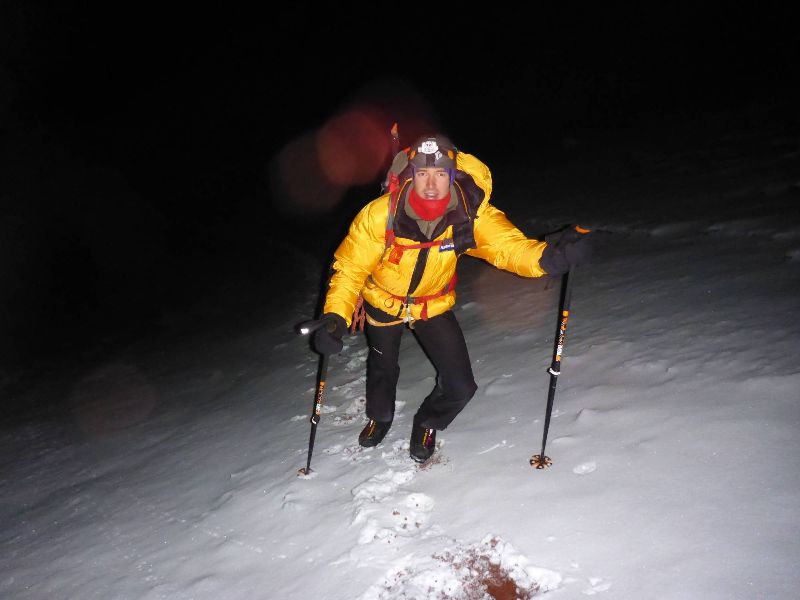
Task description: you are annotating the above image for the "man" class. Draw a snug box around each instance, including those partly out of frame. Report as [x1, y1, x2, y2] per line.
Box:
[312, 134, 590, 463]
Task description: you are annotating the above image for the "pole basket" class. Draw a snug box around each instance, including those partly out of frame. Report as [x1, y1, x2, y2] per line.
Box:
[530, 454, 553, 469]
[297, 467, 318, 479]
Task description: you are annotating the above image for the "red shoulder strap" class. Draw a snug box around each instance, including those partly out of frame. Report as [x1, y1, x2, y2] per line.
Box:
[385, 173, 402, 248]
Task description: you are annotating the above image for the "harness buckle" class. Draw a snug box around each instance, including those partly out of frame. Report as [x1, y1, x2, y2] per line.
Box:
[403, 303, 415, 325]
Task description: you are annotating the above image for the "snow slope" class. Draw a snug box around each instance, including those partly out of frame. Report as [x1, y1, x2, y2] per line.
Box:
[2, 108, 799, 599]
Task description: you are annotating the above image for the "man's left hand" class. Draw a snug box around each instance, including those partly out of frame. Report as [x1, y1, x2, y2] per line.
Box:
[538, 225, 593, 276]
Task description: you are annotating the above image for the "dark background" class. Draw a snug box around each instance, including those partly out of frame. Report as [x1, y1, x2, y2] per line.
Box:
[1, 3, 797, 371]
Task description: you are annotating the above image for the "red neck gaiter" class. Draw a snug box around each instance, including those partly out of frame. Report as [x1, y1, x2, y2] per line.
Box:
[407, 188, 451, 221]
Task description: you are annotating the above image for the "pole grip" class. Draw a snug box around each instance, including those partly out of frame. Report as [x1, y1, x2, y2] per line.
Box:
[296, 316, 337, 335]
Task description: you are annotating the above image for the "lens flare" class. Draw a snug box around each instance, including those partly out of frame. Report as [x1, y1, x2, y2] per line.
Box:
[271, 133, 345, 216]
[316, 109, 389, 186]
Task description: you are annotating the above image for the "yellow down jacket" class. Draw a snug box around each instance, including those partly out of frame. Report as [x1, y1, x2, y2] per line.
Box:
[323, 151, 548, 325]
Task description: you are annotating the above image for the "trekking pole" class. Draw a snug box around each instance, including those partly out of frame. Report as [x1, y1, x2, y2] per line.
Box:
[531, 269, 575, 469]
[296, 317, 337, 476]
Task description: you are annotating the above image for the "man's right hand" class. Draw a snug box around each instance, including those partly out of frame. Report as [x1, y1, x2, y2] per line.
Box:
[311, 313, 348, 355]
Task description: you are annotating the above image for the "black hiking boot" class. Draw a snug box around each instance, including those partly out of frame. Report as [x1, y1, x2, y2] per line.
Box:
[409, 421, 437, 463]
[358, 419, 392, 447]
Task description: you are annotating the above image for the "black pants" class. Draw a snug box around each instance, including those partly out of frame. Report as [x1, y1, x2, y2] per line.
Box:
[364, 310, 478, 430]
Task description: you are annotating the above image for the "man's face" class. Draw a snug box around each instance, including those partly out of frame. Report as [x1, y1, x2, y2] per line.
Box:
[413, 168, 450, 200]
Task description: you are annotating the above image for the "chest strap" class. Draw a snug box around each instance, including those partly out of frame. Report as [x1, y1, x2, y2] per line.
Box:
[387, 238, 452, 264]
[368, 273, 457, 321]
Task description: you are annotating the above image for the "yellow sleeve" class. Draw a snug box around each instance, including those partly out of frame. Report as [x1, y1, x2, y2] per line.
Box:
[465, 204, 548, 277]
[322, 199, 387, 325]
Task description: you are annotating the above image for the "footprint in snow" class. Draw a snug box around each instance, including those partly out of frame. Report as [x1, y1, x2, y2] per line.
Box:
[281, 490, 308, 509]
[582, 577, 612, 595]
[351, 467, 428, 546]
[341, 444, 375, 463]
[355, 491, 437, 545]
[380, 438, 414, 468]
[290, 403, 335, 423]
[345, 352, 368, 371]
[477, 440, 510, 454]
[332, 376, 366, 397]
[352, 468, 416, 506]
[331, 414, 361, 426]
[573, 408, 603, 424]
[572, 461, 597, 475]
[483, 376, 519, 397]
[348, 439, 445, 548]
[380, 438, 446, 469]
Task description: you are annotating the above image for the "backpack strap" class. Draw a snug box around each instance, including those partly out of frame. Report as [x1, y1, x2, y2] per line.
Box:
[384, 172, 406, 249]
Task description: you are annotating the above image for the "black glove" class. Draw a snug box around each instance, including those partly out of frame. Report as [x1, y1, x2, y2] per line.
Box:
[538, 225, 593, 276]
[311, 313, 348, 355]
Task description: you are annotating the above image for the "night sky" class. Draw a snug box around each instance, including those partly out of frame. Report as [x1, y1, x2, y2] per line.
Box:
[1, 4, 797, 369]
